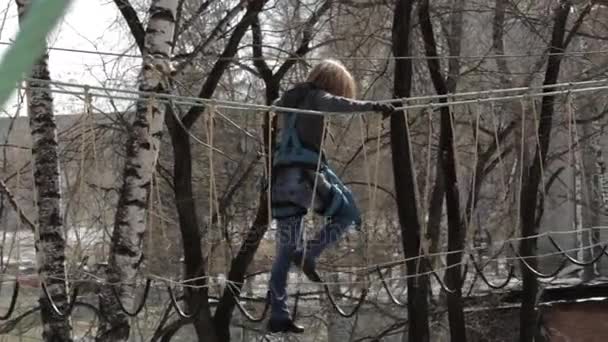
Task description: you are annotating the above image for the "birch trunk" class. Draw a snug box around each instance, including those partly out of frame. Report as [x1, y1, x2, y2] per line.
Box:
[97, 1, 177, 340]
[16, 1, 73, 341]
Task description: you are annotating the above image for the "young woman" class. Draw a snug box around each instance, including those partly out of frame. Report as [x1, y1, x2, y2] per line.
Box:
[267, 59, 394, 333]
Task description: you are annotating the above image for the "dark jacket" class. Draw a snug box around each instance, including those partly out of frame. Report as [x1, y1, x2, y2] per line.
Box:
[273, 82, 377, 161]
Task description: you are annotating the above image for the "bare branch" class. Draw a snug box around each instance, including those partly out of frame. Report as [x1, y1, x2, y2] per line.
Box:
[274, 0, 332, 81]
[564, 2, 594, 47]
[176, 0, 216, 38]
[182, 0, 267, 128]
[0, 178, 36, 231]
[492, 0, 511, 83]
[251, 15, 272, 81]
[174, 0, 248, 74]
[113, 0, 145, 53]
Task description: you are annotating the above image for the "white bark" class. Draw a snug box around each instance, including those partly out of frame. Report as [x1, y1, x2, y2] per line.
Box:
[16, 0, 73, 341]
[97, 1, 178, 341]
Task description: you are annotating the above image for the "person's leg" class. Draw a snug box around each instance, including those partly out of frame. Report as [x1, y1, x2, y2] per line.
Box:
[306, 189, 361, 260]
[269, 215, 303, 321]
[267, 167, 311, 332]
[296, 166, 361, 266]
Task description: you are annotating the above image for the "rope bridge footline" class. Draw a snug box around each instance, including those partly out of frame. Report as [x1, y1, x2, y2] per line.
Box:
[1, 231, 607, 322]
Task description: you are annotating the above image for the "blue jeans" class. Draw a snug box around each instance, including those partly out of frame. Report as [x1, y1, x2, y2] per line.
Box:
[268, 166, 361, 320]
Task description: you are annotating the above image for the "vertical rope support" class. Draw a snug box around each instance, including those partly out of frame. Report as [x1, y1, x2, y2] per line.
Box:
[155, 160, 168, 242]
[148, 97, 158, 165]
[86, 92, 99, 178]
[72, 87, 91, 257]
[357, 114, 372, 276]
[565, 94, 575, 233]
[405, 104, 423, 226]
[135, 96, 156, 288]
[210, 107, 227, 276]
[565, 93, 586, 261]
[146, 96, 156, 260]
[422, 105, 434, 235]
[490, 101, 513, 247]
[568, 94, 589, 207]
[466, 101, 482, 243]
[447, 96, 461, 178]
[210, 108, 221, 228]
[79, 87, 89, 188]
[516, 99, 527, 235]
[405, 102, 426, 284]
[447, 97, 463, 217]
[369, 115, 384, 291]
[203, 105, 213, 276]
[31, 128, 41, 282]
[266, 109, 273, 249]
[146, 170, 155, 272]
[568, 94, 593, 262]
[530, 96, 547, 200]
[490, 102, 509, 203]
[205, 104, 219, 277]
[357, 115, 372, 211]
[448, 96, 469, 267]
[15, 168, 22, 280]
[302, 118, 329, 266]
[371, 115, 383, 241]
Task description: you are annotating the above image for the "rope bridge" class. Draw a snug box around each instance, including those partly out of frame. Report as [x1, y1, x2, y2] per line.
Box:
[1, 78, 607, 330]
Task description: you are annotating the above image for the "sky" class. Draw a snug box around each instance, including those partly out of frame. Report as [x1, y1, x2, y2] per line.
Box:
[0, 0, 140, 115]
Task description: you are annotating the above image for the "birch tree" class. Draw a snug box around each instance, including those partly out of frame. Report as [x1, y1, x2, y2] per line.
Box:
[97, 1, 178, 341]
[15, 0, 73, 341]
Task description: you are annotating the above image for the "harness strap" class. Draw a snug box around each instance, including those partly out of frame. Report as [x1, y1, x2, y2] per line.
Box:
[274, 83, 325, 168]
[285, 113, 301, 150]
[323, 187, 344, 218]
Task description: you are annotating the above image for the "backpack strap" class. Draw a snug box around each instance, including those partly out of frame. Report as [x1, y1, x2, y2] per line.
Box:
[273, 83, 323, 169]
[277, 112, 302, 153]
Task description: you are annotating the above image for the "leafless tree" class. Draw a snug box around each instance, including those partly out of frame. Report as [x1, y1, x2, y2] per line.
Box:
[97, 1, 179, 341]
[15, 0, 73, 341]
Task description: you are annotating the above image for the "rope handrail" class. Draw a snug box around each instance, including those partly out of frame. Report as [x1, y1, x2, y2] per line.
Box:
[14, 77, 608, 115]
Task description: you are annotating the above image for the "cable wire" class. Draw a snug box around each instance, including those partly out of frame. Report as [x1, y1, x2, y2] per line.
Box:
[2, 41, 608, 61]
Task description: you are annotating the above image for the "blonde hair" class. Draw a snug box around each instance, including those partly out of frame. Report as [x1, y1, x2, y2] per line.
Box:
[306, 59, 357, 99]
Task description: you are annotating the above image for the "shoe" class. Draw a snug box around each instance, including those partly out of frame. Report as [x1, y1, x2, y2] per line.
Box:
[292, 251, 322, 283]
[268, 318, 305, 334]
